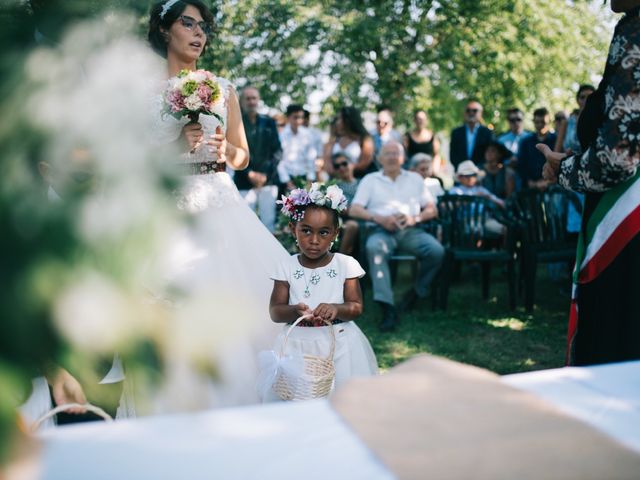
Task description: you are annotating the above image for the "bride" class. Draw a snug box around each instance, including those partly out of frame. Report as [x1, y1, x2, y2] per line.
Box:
[143, 0, 289, 411]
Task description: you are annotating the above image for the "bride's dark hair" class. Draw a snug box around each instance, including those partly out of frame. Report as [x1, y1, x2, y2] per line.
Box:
[148, 0, 215, 58]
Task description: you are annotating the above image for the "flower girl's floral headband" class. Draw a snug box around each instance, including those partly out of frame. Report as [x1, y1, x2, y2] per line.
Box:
[278, 183, 348, 221]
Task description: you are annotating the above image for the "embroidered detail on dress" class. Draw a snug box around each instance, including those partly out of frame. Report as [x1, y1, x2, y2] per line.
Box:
[310, 272, 321, 285]
[609, 94, 640, 120]
[608, 35, 628, 65]
[605, 85, 615, 111]
[621, 44, 640, 69]
[293, 268, 304, 279]
[175, 173, 242, 212]
[326, 268, 337, 278]
[620, 110, 640, 143]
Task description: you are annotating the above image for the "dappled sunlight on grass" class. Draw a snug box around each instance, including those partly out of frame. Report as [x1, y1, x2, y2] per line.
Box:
[487, 318, 527, 331]
[359, 262, 570, 374]
[375, 339, 424, 367]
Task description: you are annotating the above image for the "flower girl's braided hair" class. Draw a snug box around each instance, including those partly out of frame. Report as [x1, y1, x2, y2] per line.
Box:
[278, 183, 348, 225]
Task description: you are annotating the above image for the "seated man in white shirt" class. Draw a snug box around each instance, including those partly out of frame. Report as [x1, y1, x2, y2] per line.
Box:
[350, 142, 445, 332]
[277, 104, 317, 191]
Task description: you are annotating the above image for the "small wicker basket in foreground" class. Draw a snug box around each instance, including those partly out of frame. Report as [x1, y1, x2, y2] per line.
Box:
[30, 403, 113, 433]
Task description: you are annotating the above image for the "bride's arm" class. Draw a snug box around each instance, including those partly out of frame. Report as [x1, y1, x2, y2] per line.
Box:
[222, 87, 249, 170]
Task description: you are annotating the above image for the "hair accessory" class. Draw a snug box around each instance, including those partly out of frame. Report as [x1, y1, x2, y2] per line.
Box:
[160, 0, 181, 19]
[278, 183, 347, 221]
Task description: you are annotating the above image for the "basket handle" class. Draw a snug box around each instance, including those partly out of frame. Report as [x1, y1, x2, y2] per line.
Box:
[281, 314, 337, 362]
[30, 403, 113, 433]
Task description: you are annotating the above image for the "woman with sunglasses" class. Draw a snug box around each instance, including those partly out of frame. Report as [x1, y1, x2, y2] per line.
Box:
[146, 0, 289, 411]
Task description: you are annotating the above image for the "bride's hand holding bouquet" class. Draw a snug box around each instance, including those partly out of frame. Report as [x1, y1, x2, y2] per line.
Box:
[164, 68, 226, 167]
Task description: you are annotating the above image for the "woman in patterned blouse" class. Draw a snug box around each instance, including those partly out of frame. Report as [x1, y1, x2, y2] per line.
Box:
[537, 1, 640, 366]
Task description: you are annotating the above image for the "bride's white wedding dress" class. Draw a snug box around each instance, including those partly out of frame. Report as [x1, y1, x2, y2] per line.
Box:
[140, 76, 289, 413]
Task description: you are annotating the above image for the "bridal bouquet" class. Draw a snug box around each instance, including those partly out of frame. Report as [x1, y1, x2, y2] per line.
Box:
[164, 69, 225, 125]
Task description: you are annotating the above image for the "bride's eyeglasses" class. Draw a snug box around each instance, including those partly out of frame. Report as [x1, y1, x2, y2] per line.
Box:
[179, 15, 213, 37]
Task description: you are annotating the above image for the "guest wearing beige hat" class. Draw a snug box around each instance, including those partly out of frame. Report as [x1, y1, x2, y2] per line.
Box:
[449, 160, 506, 237]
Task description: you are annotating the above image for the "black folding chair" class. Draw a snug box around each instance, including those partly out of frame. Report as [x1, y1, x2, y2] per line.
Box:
[510, 186, 582, 312]
[437, 194, 517, 310]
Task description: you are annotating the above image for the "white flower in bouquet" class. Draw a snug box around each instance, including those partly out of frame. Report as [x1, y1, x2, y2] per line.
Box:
[163, 68, 224, 124]
[184, 93, 204, 111]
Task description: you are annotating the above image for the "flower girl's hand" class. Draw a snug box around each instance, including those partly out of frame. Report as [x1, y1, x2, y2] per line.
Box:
[295, 302, 311, 317]
[182, 122, 203, 152]
[312, 303, 338, 322]
[208, 126, 227, 164]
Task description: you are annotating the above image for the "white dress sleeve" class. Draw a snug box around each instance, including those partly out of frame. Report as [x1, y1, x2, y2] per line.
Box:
[270, 256, 291, 282]
[340, 254, 366, 279]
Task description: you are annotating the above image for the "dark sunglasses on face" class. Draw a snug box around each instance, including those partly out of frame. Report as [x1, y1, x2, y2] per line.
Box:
[179, 15, 213, 37]
[333, 161, 349, 169]
[508, 117, 523, 123]
[466, 108, 479, 114]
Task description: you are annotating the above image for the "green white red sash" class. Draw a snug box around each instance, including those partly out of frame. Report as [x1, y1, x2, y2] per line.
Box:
[567, 170, 640, 364]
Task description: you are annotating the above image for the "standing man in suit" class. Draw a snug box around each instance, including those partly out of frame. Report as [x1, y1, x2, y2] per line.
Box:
[449, 100, 493, 169]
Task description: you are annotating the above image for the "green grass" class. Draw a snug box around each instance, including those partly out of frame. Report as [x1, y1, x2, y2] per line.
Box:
[357, 263, 571, 375]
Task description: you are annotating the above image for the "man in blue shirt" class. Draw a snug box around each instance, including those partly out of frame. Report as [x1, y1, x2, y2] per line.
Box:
[517, 108, 556, 190]
[497, 108, 531, 158]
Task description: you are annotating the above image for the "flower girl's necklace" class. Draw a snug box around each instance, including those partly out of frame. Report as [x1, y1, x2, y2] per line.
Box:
[302, 269, 321, 298]
[294, 267, 321, 298]
[294, 264, 337, 299]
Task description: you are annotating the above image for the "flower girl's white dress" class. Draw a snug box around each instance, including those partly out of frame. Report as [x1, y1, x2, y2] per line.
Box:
[260, 253, 378, 401]
[143, 77, 290, 412]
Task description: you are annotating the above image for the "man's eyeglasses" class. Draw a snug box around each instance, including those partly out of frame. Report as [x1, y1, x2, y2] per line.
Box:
[554, 116, 566, 122]
[179, 15, 213, 37]
[376, 120, 388, 126]
[466, 108, 480, 114]
[333, 161, 349, 169]
[508, 117, 523, 123]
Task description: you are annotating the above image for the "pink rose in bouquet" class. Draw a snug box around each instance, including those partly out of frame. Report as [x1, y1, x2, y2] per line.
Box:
[163, 69, 225, 125]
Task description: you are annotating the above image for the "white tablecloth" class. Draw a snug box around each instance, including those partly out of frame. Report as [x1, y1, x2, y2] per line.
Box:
[503, 360, 640, 453]
[40, 400, 394, 480]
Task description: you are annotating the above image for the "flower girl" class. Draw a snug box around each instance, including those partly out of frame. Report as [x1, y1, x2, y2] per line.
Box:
[266, 184, 378, 398]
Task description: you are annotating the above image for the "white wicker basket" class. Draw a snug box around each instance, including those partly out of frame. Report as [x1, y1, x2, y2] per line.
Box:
[272, 315, 336, 401]
[30, 403, 113, 433]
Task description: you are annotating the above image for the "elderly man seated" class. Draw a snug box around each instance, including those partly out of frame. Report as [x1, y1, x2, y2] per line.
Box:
[350, 141, 444, 332]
